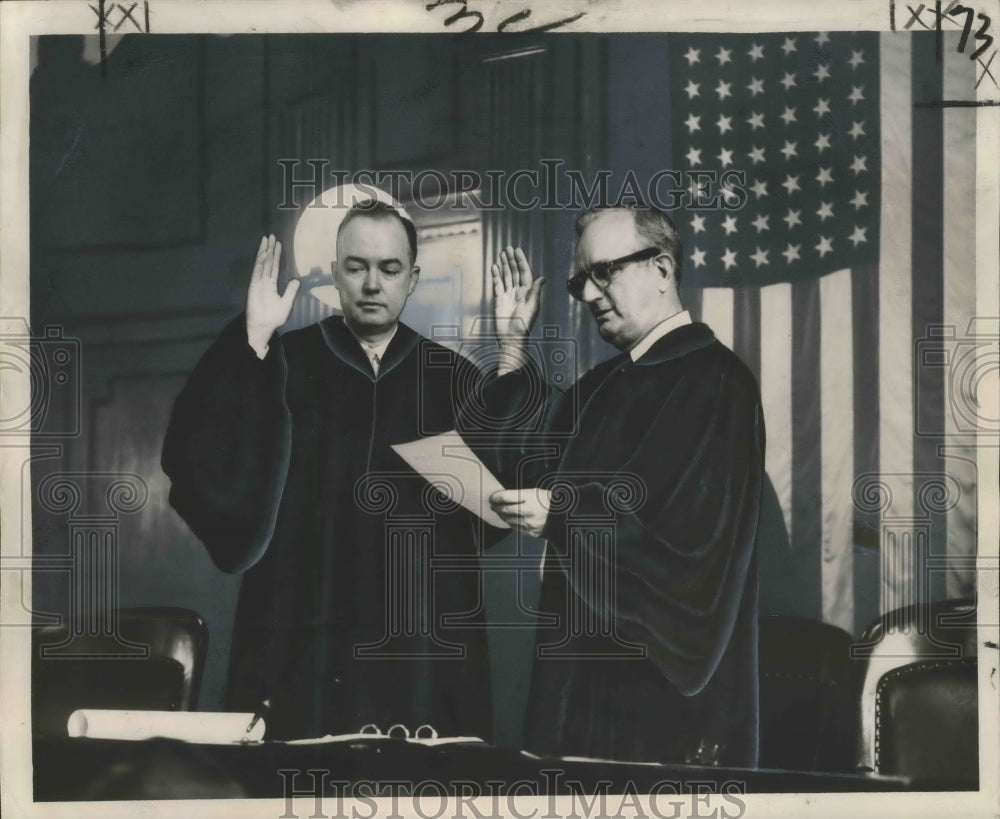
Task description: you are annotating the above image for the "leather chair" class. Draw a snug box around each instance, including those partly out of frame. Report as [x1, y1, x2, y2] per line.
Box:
[758, 615, 857, 771]
[853, 598, 977, 772]
[32, 607, 208, 738]
[875, 658, 978, 788]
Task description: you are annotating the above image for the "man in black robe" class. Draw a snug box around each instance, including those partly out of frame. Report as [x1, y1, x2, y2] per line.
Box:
[162, 201, 538, 741]
[486, 205, 764, 766]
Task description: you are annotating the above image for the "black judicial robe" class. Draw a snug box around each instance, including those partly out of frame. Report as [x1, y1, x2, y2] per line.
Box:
[162, 315, 495, 740]
[485, 322, 763, 766]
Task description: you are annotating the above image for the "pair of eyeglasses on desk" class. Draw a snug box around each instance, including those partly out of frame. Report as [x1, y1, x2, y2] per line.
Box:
[281, 724, 485, 746]
[359, 723, 438, 739]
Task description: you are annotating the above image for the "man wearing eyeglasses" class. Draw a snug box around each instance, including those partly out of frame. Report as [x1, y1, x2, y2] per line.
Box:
[485, 203, 764, 767]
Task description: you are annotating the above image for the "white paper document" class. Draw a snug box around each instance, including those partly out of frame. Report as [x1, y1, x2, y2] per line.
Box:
[66, 709, 265, 744]
[391, 431, 509, 529]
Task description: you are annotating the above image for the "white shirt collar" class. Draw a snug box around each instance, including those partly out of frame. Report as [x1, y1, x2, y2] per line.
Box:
[629, 310, 692, 362]
[349, 322, 398, 360]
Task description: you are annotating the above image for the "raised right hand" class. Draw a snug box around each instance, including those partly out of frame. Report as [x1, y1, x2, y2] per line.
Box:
[246, 234, 300, 352]
[492, 246, 544, 339]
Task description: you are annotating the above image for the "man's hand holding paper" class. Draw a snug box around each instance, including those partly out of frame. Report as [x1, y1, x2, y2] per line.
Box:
[488, 489, 552, 538]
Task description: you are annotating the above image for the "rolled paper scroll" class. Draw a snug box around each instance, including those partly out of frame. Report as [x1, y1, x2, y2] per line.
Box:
[66, 709, 265, 743]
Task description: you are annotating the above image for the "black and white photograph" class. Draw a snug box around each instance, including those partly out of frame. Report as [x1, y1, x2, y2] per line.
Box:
[0, 0, 997, 816]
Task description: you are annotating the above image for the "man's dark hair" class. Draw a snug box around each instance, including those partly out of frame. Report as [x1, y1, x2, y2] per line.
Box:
[337, 199, 418, 264]
[576, 202, 684, 286]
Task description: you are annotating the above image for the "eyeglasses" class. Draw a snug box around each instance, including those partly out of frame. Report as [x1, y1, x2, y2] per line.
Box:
[566, 246, 663, 301]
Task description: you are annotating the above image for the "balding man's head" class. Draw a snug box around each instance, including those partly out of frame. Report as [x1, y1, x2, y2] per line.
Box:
[571, 205, 685, 352]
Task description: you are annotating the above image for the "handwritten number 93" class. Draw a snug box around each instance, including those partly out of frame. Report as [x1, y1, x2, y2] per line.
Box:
[950, 4, 994, 61]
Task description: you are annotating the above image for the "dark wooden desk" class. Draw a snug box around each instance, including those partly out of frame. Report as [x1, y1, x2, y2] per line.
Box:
[32, 736, 925, 801]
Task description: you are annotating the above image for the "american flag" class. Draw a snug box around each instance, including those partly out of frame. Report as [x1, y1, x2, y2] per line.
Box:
[669, 31, 982, 636]
[672, 32, 879, 288]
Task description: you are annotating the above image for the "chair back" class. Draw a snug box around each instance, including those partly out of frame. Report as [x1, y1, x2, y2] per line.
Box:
[33, 607, 208, 737]
[875, 658, 978, 788]
[853, 598, 977, 771]
[758, 615, 857, 771]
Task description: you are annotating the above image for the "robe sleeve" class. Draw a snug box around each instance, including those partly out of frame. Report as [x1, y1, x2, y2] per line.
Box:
[161, 314, 292, 574]
[540, 360, 765, 697]
[455, 356, 552, 488]
[452, 352, 553, 555]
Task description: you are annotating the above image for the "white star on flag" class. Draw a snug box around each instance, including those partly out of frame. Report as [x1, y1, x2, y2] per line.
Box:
[816, 166, 834, 187]
[815, 132, 832, 152]
[850, 190, 869, 210]
[781, 36, 797, 55]
[782, 175, 801, 195]
[722, 215, 738, 235]
[747, 111, 765, 130]
[748, 145, 766, 163]
[783, 208, 802, 228]
[716, 46, 732, 66]
[817, 201, 834, 221]
[780, 106, 798, 125]
[685, 80, 700, 99]
[813, 98, 831, 117]
[721, 248, 738, 269]
[848, 85, 865, 105]
[690, 247, 707, 267]
[748, 43, 765, 62]
[816, 236, 834, 257]
[752, 213, 770, 233]
[750, 179, 768, 198]
[747, 77, 765, 96]
[780, 141, 798, 161]
[683, 46, 700, 65]
[751, 246, 770, 267]
[848, 225, 868, 246]
[715, 80, 732, 101]
[685, 146, 702, 165]
[782, 243, 801, 263]
[850, 155, 868, 175]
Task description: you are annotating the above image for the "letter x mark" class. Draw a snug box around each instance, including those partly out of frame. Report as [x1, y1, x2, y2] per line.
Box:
[90, 2, 148, 33]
